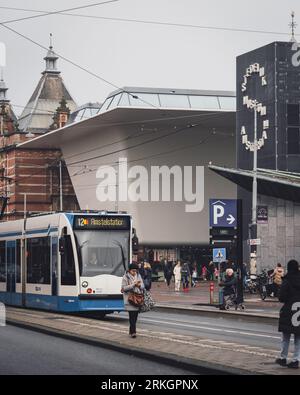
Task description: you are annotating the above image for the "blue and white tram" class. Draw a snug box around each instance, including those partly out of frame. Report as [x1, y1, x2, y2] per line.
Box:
[0, 212, 133, 313]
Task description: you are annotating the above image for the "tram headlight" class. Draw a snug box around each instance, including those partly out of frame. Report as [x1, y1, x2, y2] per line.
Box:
[82, 281, 89, 289]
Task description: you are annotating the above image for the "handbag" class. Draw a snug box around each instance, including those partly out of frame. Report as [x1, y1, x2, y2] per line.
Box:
[139, 290, 155, 313]
[128, 292, 144, 307]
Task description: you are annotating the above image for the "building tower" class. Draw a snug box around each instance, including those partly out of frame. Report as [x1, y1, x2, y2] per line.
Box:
[0, 40, 79, 221]
[18, 36, 77, 135]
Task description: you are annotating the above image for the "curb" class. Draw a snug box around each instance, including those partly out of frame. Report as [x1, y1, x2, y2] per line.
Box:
[6, 318, 262, 376]
[154, 304, 278, 324]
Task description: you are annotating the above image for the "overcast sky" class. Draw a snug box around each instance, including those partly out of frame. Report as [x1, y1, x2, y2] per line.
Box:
[1, 0, 300, 115]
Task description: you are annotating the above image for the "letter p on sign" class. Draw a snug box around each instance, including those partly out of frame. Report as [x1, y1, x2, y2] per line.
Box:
[213, 205, 224, 225]
[0, 42, 6, 67]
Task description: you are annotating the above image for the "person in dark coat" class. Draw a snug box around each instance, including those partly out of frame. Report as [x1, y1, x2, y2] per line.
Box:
[163, 259, 173, 288]
[142, 262, 152, 291]
[121, 263, 145, 338]
[276, 260, 300, 369]
[181, 262, 191, 291]
[207, 261, 215, 281]
[220, 269, 237, 296]
[219, 269, 237, 310]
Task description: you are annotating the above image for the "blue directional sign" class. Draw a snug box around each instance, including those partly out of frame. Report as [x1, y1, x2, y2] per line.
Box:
[209, 199, 237, 228]
[213, 248, 227, 263]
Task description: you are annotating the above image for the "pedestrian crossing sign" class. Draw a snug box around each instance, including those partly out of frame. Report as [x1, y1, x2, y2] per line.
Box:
[213, 248, 226, 263]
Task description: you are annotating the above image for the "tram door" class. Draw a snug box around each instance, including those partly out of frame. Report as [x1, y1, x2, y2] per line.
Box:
[6, 241, 16, 304]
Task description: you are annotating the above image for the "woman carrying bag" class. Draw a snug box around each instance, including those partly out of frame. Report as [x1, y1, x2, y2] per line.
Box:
[121, 263, 145, 338]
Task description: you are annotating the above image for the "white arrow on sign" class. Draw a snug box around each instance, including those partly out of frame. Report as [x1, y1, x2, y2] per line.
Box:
[226, 214, 235, 225]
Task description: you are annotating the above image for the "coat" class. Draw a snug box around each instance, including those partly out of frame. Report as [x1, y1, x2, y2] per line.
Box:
[220, 275, 237, 297]
[163, 263, 173, 280]
[121, 272, 145, 312]
[273, 267, 284, 286]
[142, 265, 152, 291]
[181, 263, 191, 278]
[278, 272, 300, 335]
[173, 265, 182, 281]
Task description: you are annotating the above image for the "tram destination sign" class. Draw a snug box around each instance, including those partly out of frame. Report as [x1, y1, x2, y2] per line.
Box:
[74, 216, 130, 231]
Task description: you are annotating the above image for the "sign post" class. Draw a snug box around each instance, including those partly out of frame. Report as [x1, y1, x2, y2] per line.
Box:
[209, 199, 243, 305]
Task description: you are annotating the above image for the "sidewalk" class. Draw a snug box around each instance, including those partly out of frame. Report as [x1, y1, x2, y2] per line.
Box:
[151, 281, 281, 318]
[6, 307, 299, 376]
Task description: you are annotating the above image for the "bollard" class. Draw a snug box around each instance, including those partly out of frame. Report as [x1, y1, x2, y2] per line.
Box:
[209, 282, 214, 305]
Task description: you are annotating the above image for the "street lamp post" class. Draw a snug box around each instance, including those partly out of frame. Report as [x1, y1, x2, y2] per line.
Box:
[241, 100, 268, 271]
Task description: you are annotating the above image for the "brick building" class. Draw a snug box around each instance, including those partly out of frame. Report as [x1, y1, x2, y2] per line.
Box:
[0, 44, 79, 221]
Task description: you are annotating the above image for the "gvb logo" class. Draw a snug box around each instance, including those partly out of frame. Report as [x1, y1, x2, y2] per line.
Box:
[0, 302, 6, 327]
[292, 302, 300, 328]
[0, 42, 6, 67]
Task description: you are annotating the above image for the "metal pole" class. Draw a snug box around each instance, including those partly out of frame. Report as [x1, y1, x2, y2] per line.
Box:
[252, 105, 258, 226]
[22, 193, 27, 307]
[115, 168, 119, 212]
[59, 160, 63, 212]
[250, 105, 258, 273]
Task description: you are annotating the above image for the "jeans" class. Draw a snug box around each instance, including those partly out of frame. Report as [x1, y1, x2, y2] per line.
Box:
[281, 333, 300, 362]
[182, 276, 189, 289]
[128, 311, 139, 335]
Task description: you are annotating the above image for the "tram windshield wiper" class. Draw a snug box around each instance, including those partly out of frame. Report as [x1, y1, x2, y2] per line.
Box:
[79, 240, 89, 249]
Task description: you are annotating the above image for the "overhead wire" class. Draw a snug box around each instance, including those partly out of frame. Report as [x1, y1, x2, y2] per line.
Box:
[0, 4, 296, 37]
[0, 1, 121, 25]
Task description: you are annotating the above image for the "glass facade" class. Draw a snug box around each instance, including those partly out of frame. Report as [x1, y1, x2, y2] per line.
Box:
[70, 90, 236, 123]
[101, 91, 236, 113]
[159, 94, 190, 109]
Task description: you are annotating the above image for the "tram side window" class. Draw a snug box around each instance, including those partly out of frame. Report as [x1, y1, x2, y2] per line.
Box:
[61, 235, 76, 286]
[16, 240, 21, 283]
[0, 241, 6, 283]
[27, 237, 51, 284]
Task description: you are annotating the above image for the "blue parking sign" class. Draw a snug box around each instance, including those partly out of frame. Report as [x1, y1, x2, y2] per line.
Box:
[209, 199, 237, 228]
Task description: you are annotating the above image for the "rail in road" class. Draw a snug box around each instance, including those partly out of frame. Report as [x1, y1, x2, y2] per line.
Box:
[4, 307, 299, 376]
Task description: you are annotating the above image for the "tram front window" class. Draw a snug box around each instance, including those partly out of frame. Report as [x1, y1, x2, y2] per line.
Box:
[75, 231, 129, 277]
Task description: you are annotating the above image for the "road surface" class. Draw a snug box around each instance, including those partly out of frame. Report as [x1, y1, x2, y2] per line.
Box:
[0, 325, 197, 375]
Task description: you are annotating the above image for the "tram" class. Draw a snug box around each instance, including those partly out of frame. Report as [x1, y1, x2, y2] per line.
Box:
[0, 212, 133, 313]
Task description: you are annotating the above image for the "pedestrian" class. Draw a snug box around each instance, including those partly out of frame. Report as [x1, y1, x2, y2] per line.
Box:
[173, 260, 182, 292]
[250, 258, 257, 276]
[143, 261, 152, 291]
[208, 261, 215, 281]
[181, 261, 191, 292]
[121, 263, 145, 338]
[201, 264, 207, 281]
[219, 268, 237, 310]
[192, 267, 198, 287]
[271, 263, 284, 297]
[214, 266, 219, 281]
[138, 260, 145, 278]
[163, 259, 173, 289]
[276, 260, 300, 369]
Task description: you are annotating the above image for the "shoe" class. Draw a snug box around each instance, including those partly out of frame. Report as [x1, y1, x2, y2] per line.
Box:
[275, 358, 287, 367]
[287, 361, 299, 369]
[131, 334, 137, 338]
